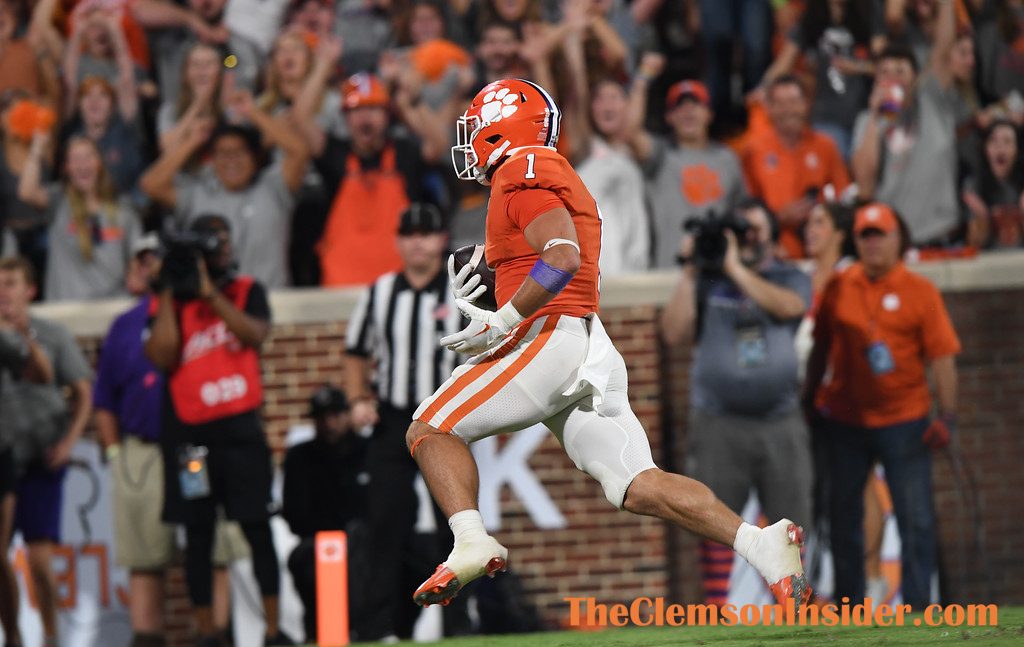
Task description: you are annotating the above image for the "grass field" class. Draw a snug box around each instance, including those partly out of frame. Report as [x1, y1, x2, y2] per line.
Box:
[337, 606, 1024, 647]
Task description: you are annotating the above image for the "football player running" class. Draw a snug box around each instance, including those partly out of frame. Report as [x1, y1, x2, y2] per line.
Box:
[407, 79, 811, 609]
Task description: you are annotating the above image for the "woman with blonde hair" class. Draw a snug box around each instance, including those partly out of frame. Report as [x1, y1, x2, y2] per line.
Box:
[18, 133, 140, 301]
[259, 28, 346, 151]
[156, 42, 224, 152]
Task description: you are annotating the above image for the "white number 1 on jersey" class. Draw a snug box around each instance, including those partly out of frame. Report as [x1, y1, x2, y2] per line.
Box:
[524, 153, 536, 179]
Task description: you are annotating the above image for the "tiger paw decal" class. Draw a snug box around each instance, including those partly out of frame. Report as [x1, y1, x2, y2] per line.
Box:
[479, 87, 520, 123]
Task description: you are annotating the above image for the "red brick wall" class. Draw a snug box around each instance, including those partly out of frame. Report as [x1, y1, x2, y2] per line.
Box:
[932, 290, 1024, 605]
[72, 287, 1024, 644]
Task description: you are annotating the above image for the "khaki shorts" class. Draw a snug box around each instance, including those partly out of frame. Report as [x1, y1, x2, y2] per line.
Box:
[112, 437, 250, 570]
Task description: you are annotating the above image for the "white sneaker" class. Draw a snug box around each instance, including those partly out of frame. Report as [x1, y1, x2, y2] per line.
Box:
[866, 576, 889, 603]
[413, 535, 508, 607]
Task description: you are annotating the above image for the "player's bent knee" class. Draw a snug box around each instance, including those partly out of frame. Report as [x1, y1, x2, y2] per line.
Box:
[622, 468, 663, 516]
[406, 421, 429, 453]
[406, 420, 455, 457]
[562, 413, 657, 510]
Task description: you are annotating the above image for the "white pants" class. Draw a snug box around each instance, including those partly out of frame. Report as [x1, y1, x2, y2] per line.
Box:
[414, 314, 657, 508]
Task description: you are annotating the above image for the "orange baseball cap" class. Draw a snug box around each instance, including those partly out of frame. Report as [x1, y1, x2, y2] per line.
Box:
[854, 203, 899, 235]
[666, 80, 710, 109]
[341, 73, 390, 110]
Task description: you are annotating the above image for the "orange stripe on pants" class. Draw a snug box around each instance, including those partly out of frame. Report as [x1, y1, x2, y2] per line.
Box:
[416, 320, 534, 425]
[438, 317, 559, 433]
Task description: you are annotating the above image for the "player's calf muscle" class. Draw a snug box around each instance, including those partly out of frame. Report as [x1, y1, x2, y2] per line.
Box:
[625, 470, 723, 529]
[622, 468, 666, 515]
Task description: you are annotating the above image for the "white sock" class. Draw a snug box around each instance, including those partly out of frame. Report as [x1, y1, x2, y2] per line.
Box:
[734, 520, 802, 584]
[449, 509, 487, 545]
[733, 521, 760, 562]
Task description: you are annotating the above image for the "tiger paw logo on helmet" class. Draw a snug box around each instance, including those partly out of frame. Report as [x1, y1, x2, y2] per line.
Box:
[451, 79, 562, 184]
[479, 87, 520, 123]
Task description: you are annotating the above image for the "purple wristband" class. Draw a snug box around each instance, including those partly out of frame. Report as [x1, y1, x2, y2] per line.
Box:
[529, 258, 573, 294]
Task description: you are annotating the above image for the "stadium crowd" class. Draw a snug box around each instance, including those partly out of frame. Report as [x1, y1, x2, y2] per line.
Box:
[0, 0, 1019, 645]
[0, 0, 1021, 299]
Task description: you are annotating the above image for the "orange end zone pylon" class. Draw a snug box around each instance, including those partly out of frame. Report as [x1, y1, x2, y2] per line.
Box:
[316, 530, 349, 646]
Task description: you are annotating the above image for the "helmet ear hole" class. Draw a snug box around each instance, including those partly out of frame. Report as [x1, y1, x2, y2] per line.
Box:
[485, 134, 502, 144]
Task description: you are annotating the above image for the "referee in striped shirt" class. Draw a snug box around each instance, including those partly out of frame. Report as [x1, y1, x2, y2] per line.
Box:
[342, 203, 468, 640]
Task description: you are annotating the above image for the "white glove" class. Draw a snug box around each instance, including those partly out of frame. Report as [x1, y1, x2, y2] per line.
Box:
[439, 319, 504, 354]
[448, 254, 487, 303]
[439, 299, 525, 353]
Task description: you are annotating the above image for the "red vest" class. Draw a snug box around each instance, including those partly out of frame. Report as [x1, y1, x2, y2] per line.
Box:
[164, 277, 264, 424]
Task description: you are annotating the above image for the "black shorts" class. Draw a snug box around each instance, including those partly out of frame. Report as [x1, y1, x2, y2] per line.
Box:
[161, 410, 274, 525]
[0, 446, 15, 498]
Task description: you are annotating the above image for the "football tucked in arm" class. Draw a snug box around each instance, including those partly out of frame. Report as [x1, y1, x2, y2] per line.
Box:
[451, 244, 498, 310]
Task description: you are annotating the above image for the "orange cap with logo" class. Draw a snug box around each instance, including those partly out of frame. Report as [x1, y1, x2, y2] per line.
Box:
[666, 80, 710, 109]
[854, 203, 900, 234]
[341, 73, 390, 110]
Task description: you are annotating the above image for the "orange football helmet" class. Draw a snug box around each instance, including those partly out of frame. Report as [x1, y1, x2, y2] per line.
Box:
[451, 78, 561, 184]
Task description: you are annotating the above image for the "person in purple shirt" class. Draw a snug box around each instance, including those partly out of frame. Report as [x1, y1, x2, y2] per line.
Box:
[93, 235, 170, 647]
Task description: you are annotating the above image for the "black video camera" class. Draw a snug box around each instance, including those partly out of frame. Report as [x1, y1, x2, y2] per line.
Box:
[157, 230, 224, 300]
[683, 211, 751, 273]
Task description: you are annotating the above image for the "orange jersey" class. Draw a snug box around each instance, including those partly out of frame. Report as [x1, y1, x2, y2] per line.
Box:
[486, 146, 601, 320]
[814, 263, 961, 428]
[741, 127, 850, 259]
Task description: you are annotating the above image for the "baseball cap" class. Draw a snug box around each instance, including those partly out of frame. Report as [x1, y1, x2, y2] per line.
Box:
[341, 72, 390, 110]
[308, 384, 350, 417]
[398, 203, 446, 235]
[854, 203, 899, 235]
[666, 80, 710, 110]
[131, 232, 161, 258]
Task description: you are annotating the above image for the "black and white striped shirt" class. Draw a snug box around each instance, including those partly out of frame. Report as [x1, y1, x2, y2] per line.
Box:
[345, 269, 463, 410]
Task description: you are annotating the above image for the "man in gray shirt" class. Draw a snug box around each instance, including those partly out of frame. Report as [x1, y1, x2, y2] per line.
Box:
[141, 89, 309, 289]
[0, 287, 52, 647]
[851, 0, 960, 246]
[632, 79, 748, 269]
[660, 200, 812, 603]
[0, 257, 93, 647]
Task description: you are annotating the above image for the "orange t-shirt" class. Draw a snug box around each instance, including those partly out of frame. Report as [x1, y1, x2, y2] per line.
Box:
[486, 146, 601, 320]
[741, 127, 850, 259]
[814, 263, 961, 428]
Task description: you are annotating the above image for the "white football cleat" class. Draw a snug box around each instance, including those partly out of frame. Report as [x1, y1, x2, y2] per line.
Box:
[753, 519, 812, 608]
[413, 535, 508, 607]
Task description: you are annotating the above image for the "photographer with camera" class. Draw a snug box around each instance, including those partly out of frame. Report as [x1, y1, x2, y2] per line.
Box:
[95, 234, 253, 647]
[145, 215, 291, 647]
[660, 199, 813, 605]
